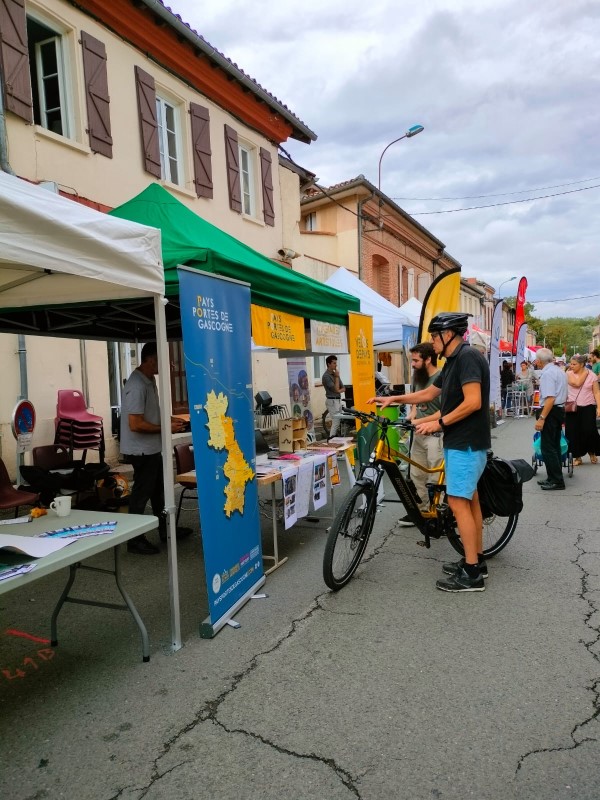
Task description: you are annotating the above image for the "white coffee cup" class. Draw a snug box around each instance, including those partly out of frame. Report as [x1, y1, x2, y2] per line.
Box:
[50, 496, 72, 517]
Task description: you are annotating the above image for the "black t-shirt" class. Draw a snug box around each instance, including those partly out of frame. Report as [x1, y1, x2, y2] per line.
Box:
[433, 343, 491, 451]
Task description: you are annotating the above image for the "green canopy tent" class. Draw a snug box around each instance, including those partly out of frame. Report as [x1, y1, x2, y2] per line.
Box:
[0, 183, 359, 340]
[110, 183, 359, 327]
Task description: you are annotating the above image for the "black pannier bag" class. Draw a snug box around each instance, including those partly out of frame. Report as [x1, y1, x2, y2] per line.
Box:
[477, 455, 535, 517]
[20, 461, 110, 506]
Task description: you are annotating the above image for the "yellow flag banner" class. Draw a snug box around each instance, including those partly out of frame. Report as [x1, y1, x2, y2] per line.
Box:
[417, 267, 461, 343]
[348, 312, 375, 413]
[251, 305, 305, 350]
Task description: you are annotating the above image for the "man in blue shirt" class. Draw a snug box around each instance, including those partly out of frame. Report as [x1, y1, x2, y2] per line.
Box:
[534, 348, 568, 490]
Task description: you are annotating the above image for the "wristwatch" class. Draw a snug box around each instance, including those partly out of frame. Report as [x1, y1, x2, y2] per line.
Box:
[539, 415, 546, 420]
[439, 418, 447, 431]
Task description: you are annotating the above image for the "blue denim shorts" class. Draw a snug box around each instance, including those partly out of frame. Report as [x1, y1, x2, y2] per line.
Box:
[444, 447, 488, 499]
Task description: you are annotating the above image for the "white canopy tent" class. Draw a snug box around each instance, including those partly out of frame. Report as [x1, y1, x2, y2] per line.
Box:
[0, 171, 184, 650]
[325, 267, 415, 350]
[398, 296, 422, 328]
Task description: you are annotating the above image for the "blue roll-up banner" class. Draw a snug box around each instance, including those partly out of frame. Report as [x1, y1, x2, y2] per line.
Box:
[178, 267, 265, 637]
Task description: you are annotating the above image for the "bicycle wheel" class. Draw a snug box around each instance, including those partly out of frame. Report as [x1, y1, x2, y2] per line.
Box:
[448, 512, 519, 559]
[323, 482, 377, 590]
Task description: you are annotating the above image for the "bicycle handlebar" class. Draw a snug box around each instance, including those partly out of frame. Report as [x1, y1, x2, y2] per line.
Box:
[343, 407, 416, 431]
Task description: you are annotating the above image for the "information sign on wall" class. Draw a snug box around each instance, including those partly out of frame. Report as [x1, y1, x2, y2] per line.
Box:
[251, 305, 305, 349]
[310, 320, 348, 354]
[11, 400, 36, 454]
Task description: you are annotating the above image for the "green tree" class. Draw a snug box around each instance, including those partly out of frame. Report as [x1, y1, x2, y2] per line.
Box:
[504, 297, 544, 342]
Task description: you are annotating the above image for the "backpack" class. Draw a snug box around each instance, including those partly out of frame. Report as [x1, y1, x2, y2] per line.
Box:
[477, 455, 535, 517]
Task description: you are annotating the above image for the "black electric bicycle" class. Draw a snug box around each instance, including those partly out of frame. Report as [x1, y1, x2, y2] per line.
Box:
[322, 408, 519, 590]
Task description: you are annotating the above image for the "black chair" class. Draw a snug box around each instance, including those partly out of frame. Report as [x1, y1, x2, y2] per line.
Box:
[343, 384, 354, 408]
[255, 429, 278, 456]
[255, 391, 288, 427]
[174, 444, 198, 526]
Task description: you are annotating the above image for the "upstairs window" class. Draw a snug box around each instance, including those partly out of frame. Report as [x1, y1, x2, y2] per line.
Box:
[27, 16, 71, 137]
[156, 95, 182, 185]
[239, 141, 256, 217]
[305, 212, 317, 231]
[224, 125, 274, 224]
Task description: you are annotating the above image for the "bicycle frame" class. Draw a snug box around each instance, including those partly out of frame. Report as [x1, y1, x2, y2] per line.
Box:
[357, 418, 455, 548]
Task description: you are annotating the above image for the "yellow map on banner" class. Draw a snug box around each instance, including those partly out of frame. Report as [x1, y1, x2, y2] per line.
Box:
[205, 390, 254, 517]
[251, 305, 305, 349]
[348, 312, 375, 413]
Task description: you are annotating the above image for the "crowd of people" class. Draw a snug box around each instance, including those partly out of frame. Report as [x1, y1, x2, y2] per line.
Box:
[499, 347, 600, 487]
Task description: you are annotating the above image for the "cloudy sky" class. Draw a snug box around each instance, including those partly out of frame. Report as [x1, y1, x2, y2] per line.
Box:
[173, 0, 600, 319]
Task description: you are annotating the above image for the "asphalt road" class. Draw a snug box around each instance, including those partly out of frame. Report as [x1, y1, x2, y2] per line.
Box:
[1, 414, 599, 800]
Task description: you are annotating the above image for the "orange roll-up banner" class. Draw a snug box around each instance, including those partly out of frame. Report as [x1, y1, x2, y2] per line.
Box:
[251, 304, 305, 349]
[348, 312, 375, 413]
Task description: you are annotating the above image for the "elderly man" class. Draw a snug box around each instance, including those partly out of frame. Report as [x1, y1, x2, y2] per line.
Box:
[534, 348, 568, 490]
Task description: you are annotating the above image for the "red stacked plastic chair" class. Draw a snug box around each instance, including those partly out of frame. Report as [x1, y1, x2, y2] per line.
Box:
[55, 390, 105, 463]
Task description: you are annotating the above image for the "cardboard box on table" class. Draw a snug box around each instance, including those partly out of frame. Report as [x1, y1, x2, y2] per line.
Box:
[278, 418, 307, 452]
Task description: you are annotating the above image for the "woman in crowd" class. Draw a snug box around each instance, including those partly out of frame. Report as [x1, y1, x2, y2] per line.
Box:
[517, 360, 534, 403]
[564, 354, 600, 465]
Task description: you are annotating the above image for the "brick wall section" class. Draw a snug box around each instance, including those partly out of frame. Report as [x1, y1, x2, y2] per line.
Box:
[59, 191, 113, 214]
[362, 226, 432, 306]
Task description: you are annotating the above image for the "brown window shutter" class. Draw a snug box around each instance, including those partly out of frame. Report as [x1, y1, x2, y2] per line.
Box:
[259, 147, 275, 226]
[224, 124, 241, 213]
[134, 65, 161, 178]
[189, 102, 213, 198]
[80, 31, 112, 158]
[0, 0, 33, 122]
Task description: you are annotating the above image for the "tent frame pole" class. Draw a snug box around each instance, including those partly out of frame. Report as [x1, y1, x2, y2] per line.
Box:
[154, 295, 182, 651]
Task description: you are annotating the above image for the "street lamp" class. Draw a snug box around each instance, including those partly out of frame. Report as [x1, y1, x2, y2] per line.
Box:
[377, 124, 424, 195]
[496, 276, 517, 301]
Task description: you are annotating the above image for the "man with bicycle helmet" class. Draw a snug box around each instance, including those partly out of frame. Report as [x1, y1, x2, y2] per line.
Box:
[370, 312, 491, 592]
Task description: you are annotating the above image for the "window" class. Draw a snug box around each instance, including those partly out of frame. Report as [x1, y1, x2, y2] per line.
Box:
[239, 141, 257, 216]
[417, 272, 431, 301]
[156, 95, 182, 185]
[27, 16, 71, 137]
[372, 254, 390, 299]
[305, 212, 317, 231]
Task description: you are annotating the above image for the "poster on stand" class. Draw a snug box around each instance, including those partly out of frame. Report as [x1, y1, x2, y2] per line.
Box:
[312, 454, 328, 510]
[178, 267, 264, 637]
[287, 358, 314, 434]
[348, 312, 375, 412]
[281, 465, 299, 529]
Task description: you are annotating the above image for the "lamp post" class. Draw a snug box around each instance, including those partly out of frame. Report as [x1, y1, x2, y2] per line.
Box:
[496, 276, 517, 301]
[377, 125, 424, 196]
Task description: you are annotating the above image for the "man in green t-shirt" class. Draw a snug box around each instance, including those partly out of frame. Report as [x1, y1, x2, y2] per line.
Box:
[397, 342, 444, 527]
[591, 349, 600, 377]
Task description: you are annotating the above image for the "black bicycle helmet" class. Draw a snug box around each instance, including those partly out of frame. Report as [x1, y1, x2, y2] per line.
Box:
[428, 312, 470, 337]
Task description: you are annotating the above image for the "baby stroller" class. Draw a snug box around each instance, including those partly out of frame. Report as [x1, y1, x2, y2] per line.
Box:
[531, 430, 574, 478]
